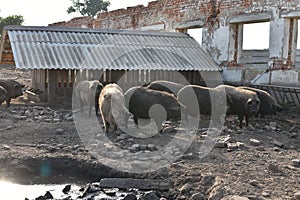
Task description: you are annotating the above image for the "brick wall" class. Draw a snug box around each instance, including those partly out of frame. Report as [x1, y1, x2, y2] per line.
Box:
[50, 0, 300, 30]
[49, 16, 94, 28]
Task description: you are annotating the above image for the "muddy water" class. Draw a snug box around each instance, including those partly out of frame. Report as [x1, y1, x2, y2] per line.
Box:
[0, 181, 82, 199]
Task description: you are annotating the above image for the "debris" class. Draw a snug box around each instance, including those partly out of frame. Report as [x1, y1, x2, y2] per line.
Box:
[292, 159, 300, 168]
[268, 163, 281, 173]
[62, 184, 71, 194]
[189, 192, 205, 200]
[273, 140, 284, 148]
[295, 191, 300, 200]
[179, 183, 192, 194]
[99, 178, 170, 190]
[262, 192, 270, 197]
[249, 139, 261, 146]
[55, 128, 64, 135]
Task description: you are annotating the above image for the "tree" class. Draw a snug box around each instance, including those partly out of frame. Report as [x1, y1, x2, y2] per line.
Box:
[0, 15, 24, 38]
[67, 0, 110, 17]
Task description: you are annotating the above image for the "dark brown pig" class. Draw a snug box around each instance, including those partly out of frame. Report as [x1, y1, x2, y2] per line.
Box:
[99, 83, 129, 134]
[0, 86, 8, 105]
[238, 86, 282, 118]
[146, 80, 185, 96]
[177, 85, 229, 126]
[0, 79, 24, 107]
[124, 86, 185, 132]
[216, 85, 260, 128]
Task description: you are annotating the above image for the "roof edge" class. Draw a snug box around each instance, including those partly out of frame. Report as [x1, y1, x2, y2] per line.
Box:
[3, 25, 190, 38]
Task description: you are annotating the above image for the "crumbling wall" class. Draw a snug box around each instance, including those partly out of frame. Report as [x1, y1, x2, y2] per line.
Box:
[50, 0, 300, 85]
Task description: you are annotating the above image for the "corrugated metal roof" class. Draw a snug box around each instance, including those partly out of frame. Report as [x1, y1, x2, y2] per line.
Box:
[2, 26, 220, 71]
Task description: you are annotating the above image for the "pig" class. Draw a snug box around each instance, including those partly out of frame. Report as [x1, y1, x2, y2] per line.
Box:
[215, 85, 260, 128]
[177, 85, 229, 126]
[0, 86, 8, 105]
[146, 80, 185, 96]
[94, 83, 104, 117]
[0, 79, 24, 107]
[238, 86, 282, 118]
[99, 83, 129, 134]
[74, 80, 103, 117]
[124, 86, 185, 132]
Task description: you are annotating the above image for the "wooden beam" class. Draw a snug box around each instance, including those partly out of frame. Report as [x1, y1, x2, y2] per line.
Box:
[47, 69, 57, 105]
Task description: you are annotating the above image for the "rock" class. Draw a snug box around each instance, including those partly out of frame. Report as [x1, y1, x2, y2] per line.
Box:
[35, 195, 46, 200]
[290, 132, 298, 138]
[273, 140, 283, 148]
[99, 178, 170, 190]
[53, 118, 60, 122]
[55, 128, 64, 135]
[221, 195, 249, 200]
[80, 184, 92, 198]
[189, 192, 205, 200]
[255, 146, 265, 151]
[262, 192, 270, 197]
[116, 134, 129, 141]
[103, 188, 117, 196]
[148, 144, 157, 151]
[44, 118, 52, 123]
[249, 139, 261, 146]
[44, 191, 53, 199]
[179, 183, 192, 194]
[3, 145, 10, 150]
[268, 163, 281, 173]
[273, 147, 280, 152]
[140, 144, 148, 151]
[163, 126, 174, 133]
[227, 143, 238, 150]
[132, 144, 140, 150]
[249, 180, 259, 187]
[124, 193, 137, 200]
[294, 191, 300, 200]
[215, 135, 231, 148]
[269, 122, 277, 130]
[292, 159, 300, 167]
[142, 191, 160, 200]
[62, 184, 71, 194]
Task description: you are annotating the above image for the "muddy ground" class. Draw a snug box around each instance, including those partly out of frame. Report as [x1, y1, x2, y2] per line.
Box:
[0, 68, 299, 200]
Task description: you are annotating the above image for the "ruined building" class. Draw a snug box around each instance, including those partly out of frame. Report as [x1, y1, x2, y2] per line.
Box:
[42, 0, 300, 85]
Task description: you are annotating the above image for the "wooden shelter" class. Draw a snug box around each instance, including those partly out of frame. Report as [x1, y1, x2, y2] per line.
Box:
[0, 26, 220, 104]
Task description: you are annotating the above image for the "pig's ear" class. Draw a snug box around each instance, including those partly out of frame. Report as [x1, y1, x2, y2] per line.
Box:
[13, 84, 19, 89]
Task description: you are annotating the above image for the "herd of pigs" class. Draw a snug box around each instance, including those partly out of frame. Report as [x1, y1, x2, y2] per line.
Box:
[0, 78, 282, 134]
[73, 80, 283, 134]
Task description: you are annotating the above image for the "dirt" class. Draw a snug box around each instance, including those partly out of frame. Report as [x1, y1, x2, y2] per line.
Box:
[0, 68, 299, 200]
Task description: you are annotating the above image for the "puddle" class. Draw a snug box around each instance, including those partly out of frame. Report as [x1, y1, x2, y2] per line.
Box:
[0, 181, 82, 199]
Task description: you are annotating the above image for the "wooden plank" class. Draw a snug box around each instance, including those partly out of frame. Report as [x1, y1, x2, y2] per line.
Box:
[99, 178, 170, 190]
[62, 70, 68, 87]
[40, 69, 46, 91]
[47, 69, 57, 104]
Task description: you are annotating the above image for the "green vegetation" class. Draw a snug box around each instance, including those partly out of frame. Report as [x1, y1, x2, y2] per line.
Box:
[67, 0, 110, 17]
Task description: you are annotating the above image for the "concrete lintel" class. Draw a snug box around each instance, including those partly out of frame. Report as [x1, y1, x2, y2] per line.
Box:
[281, 10, 300, 18]
[229, 12, 272, 24]
[140, 23, 165, 31]
[173, 20, 205, 29]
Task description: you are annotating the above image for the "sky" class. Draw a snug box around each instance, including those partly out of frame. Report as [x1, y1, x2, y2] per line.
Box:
[0, 0, 153, 26]
[0, 0, 299, 49]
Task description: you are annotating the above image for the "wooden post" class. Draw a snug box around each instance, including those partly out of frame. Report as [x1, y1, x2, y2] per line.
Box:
[48, 69, 57, 105]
